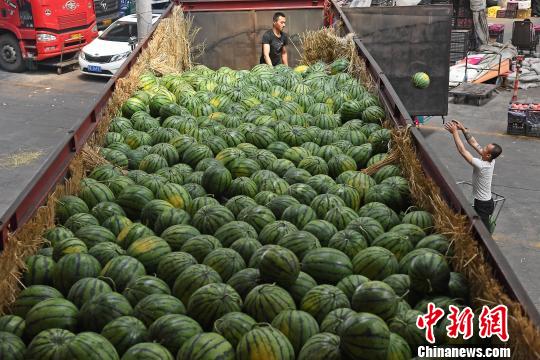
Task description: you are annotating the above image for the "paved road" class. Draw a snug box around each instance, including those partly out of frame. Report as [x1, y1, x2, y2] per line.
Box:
[419, 87, 540, 311]
[0, 68, 107, 221]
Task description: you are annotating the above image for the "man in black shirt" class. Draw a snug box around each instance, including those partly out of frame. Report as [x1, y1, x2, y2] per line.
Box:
[260, 12, 289, 66]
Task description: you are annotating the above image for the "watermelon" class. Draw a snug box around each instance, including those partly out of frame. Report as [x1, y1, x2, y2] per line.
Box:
[100, 316, 148, 356]
[64, 213, 100, 233]
[448, 272, 469, 301]
[310, 194, 345, 219]
[351, 281, 398, 320]
[213, 312, 256, 349]
[336, 274, 370, 303]
[156, 251, 197, 287]
[357, 202, 400, 231]
[302, 220, 338, 247]
[236, 325, 295, 360]
[352, 246, 399, 280]
[122, 275, 170, 306]
[416, 233, 453, 256]
[10, 285, 63, 319]
[297, 332, 342, 360]
[140, 199, 174, 226]
[258, 245, 301, 287]
[371, 232, 414, 260]
[412, 71, 430, 88]
[302, 247, 352, 285]
[121, 342, 173, 360]
[148, 314, 202, 355]
[398, 248, 441, 274]
[153, 208, 191, 235]
[408, 252, 450, 295]
[389, 223, 426, 246]
[339, 312, 390, 360]
[133, 294, 186, 327]
[320, 307, 356, 335]
[187, 283, 243, 330]
[79, 292, 133, 332]
[52, 253, 101, 294]
[192, 205, 235, 235]
[181, 234, 222, 263]
[177, 332, 234, 360]
[89, 242, 126, 266]
[25, 328, 75, 360]
[43, 227, 74, 245]
[271, 310, 320, 355]
[327, 230, 367, 259]
[23, 255, 55, 286]
[79, 183, 115, 210]
[383, 274, 411, 300]
[281, 204, 318, 229]
[345, 216, 385, 244]
[226, 268, 261, 300]
[389, 310, 426, 347]
[202, 248, 246, 281]
[300, 285, 350, 323]
[0, 315, 25, 338]
[100, 255, 146, 292]
[324, 205, 359, 230]
[243, 284, 296, 323]
[55, 195, 90, 224]
[127, 236, 171, 273]
[67, 277, 112, 308]
[172, 264, 222, 305]
[159, 224, 200, 251]
[102, 215, 132, 237]
[25, 298, 78, 337]
[402, 210, 434, 233]
[277, 230, 321, 261]
[116, 185, 154, 219]
[0, 331, 25, 360]
[214, 221, 258, 247]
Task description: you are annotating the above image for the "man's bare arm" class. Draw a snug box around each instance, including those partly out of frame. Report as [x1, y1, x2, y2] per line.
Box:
[263, 44, 272, 66]
[281, 46, 288, 66]
[452, 120, 483, 156]
[462, 129, 483, 156]
[445, 122, 474, 164]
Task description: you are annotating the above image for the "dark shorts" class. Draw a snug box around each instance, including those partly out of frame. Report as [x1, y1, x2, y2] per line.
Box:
[473, 198, 494, 229]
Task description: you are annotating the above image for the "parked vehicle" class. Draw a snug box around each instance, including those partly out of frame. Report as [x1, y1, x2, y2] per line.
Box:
[78, 13, 160, 76]
[0, 0, 98, 72]
[94, 0, 120, 29]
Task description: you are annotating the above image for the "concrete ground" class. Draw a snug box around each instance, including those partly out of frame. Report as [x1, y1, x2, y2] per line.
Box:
[0, 68, 107, 222]
[418, 86, 540, 310]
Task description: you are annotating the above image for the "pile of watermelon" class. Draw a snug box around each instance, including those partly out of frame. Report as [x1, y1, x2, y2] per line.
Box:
[0, 60, 474, 360]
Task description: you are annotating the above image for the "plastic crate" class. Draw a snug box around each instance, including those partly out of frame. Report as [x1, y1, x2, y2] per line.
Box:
[451, 29, 470, 43]
[506, 1, 518, 11]
[507, 106, 527, 135]
[526, 109, 540, 136]
[450, 52, 466, 63]
[450, 41, 469, 53]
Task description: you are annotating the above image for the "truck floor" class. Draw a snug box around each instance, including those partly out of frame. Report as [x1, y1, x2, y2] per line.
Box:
[419, 87, 540, 311]
[0, 69, 107, 223]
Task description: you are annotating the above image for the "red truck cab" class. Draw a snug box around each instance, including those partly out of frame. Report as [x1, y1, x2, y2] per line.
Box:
[0, 0, 98, 72]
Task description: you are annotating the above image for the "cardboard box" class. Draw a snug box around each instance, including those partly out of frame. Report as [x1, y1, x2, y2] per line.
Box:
[516, 9, 531, 18]
[518, 0, 531, 9]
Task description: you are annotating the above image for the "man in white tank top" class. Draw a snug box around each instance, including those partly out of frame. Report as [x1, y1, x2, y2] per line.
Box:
[445, 120, 502, 231]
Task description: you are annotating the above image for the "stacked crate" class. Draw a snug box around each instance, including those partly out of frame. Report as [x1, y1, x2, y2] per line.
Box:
[450, 30, 471, 63]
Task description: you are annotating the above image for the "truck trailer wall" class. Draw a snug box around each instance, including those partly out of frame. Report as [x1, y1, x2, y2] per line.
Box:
[188, 9, 324, 69]
[341, 5, 452, 116]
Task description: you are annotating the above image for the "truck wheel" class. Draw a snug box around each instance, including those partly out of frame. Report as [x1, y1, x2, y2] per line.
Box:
[0, 34, 26, 72]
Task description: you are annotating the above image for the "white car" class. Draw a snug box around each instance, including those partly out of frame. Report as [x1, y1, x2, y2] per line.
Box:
[79, 14, 160, 77]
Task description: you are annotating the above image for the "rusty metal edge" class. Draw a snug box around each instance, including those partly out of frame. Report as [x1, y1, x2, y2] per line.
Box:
[331, 0, 540, 326]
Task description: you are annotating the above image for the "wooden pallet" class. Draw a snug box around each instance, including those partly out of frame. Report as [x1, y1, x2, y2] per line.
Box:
[449, 83, 498, 106]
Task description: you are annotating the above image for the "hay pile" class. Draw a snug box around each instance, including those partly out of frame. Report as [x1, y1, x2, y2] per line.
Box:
[301, 27, 540, 358]
[0, 5, 195, 315]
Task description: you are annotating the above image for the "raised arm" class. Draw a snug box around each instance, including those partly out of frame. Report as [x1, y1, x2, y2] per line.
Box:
[445, 122, 474, 165]
[452, 120, 483, 156]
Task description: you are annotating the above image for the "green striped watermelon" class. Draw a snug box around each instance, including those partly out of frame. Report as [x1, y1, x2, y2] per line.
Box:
[339, 312, 390, 360]
[79, 292, 133, 332]
[357, 202, 400, 231]
[388, 310, 426, 347]
[148, 314, 202, 355]
[243, 284, 296, 323]
[133, 294, 186, 327]
[0, 331, 26, 360]
[67, 277, 112, 308]
[371, 232, 414, 260]
[122, 275, 170, 306]
[25, 298, 78, 337]
[76, 225, 116, 247]
[10, 285, 63, 318]
[89, 242, 126, 266]
[64, 213, 100, 233]
[416, 233, 453, 256]
[100, 316, 148, 356]
[402, 210, 434, 233]
[236, 325, 294, 360]
[160, 224, 200, 251]
[302, 220, 338, 247]
[408, 252, 450, 295]
[226, 268, 261, 300]
[258, 245, 301, 287]
[156, 251, 197, 287]
[177, 332, 234, 360]
[271, 310, 319, 355]
[100, 255, 146, 292]
[25, 328, 75, 360]
[202, 248, 246, 282]
[328, 230, 367, 259]
[214, 221, 258, 247]
[52, 253, 101, 294]
[172, 264, 222, 305]
[187, 283, 243, 330]
[302, 247, 352, 285]
[55, 195, 90, 224]
[320, 307, 356, 335]
[0, 315, 25, 338]
[127, 236, 171, 273]
[120, 342, 173, 360]
[389, 223, 426, 246]
[181, 234, 222, 263]
[191, 205, 235, 235]
[23, 255, 55, 286]
[352, 246, 399, 280]
[297, 332, 341, 360]
[351, 281, 398, 320]
[300, 285, 350, 323]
